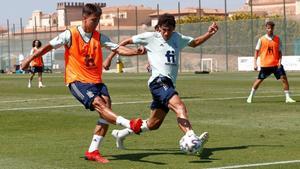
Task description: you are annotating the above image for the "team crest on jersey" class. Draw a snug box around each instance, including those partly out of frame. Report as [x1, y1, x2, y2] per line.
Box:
[165, 50, 176, 65]
[86, 90, 94, 98]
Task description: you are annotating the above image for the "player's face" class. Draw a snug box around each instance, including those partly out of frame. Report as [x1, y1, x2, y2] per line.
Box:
[34, 41, 39, 47]
[266, 25, 274, 36]
[83, 14, 100, 33]
[159, 25, 175, 40]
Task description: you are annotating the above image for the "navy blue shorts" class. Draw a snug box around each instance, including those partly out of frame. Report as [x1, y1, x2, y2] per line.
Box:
[29, 66, 43, 73]
[258, 65, 286, 80]
[68, 81, 110, 111]
[149, 76, 178, 113]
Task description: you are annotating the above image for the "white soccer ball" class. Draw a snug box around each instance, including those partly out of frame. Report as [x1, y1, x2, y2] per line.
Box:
[179, 134, 201, 154]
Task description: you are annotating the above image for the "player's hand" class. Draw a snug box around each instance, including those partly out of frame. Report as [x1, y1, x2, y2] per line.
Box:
[208, 22, 218, 35]
[103, 59, 111, 70]
[254, 65, 258, 71]
[137, 46, 146, 55]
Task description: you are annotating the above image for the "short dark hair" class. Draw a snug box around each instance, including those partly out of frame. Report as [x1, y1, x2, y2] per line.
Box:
[82, 3, 102, 17]
[32, 39, 42, 48]
[154, 24, 159, 31]
[157, 13, 176, 28]
[265, 21, 275, 27]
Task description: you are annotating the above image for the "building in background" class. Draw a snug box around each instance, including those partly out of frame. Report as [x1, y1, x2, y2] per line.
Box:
[238, 0, 300, 16]
[26, 2, 106, 31]
[100, 5, 155, 27]
[26, 10, 57, 29]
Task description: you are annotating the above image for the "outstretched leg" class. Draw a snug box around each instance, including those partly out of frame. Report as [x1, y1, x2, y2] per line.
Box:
[28, 72, 35, 88]
[247, 79, 264, 103]
[112, 108, 166, 149]
[281, 75, 296, 103]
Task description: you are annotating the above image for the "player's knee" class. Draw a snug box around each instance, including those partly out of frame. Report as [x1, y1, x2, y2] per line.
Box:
[92, 97, 107, 111]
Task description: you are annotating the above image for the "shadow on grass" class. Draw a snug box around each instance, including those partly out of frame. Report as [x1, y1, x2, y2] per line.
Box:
[108, 148, 182, 165]
[191, 144, 284, 163]
[97, 144, 283, 165]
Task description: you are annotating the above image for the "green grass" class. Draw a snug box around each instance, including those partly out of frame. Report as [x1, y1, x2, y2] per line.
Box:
[0, 72, 299, 169]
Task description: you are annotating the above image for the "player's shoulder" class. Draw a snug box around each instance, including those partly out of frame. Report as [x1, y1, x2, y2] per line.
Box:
[139, 31, 157, 38]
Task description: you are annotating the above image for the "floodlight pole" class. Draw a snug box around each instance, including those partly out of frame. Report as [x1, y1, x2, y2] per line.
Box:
[250, 0, 254, 54]
[224, 0, 228, 71]
[283, 0, 287, 55]
[199, 0, 203, 71]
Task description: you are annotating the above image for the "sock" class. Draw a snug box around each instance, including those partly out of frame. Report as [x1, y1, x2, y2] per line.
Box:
[88, 135, 103, 152]
[284, 90, 291, 99]
[117, 128, 134, 138]
[185, 130, 195, 136]
[249, 88, 256, 98]
[116, 116, 130, 128]
[117, 120, 149, 138]
[141, 120, 149, 132]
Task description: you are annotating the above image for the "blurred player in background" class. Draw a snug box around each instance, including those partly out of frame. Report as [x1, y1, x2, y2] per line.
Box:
[104, 13, 218, 151]
[247, 21, 296, 103]
[28, 40, 45, 88]
[21, 3, 144, 163]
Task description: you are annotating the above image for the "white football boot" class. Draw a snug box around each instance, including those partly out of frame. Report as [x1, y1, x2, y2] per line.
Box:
[198, 132, 209, 154]
[38, 82, 46, 88]
[246, 96, 252, 103]
[111, 130, 126, 150]
[286, 97, 296, 103]
[28, 80, 32, 88]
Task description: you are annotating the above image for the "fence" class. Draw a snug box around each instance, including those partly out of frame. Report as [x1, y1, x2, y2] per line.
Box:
[0, 0, 299, 73]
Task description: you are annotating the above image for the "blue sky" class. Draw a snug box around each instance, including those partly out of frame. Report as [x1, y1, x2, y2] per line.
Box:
[0, 0, 246, 25]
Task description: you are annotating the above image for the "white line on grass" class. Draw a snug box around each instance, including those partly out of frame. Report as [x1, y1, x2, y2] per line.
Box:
[0, 94, 299, 112]
[0, 97, 73, 103]
[206, 160, 300, 169]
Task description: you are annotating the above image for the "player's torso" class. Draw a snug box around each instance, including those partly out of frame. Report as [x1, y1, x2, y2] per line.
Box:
[259, 35, 280, 67]
[65, 27, 103, 84]
[146, 32, 180, 83]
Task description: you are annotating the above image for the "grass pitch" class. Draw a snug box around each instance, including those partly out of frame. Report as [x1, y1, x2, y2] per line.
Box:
[0, 72, 299, 169]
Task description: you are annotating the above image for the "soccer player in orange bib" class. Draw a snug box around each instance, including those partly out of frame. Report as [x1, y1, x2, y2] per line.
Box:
[21, 3, 144, 163]
[247, 21, 296, 103]
[28, 40, 46, 88]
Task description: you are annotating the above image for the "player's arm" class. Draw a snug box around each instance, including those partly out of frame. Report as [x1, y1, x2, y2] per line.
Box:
[189, 22, 218, 48]
[254, 38, 261, 71]
[254, 50, 259, 71]
[21, 44, 53, 70]
[103, 38, 145, 70]
[278, 39, 283, 67]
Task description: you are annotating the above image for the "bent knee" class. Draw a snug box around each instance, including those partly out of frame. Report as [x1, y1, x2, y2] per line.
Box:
[92, 97, 107, 110]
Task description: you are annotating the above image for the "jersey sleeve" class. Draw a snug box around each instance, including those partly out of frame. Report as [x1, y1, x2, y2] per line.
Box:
[29, 48, 34, 55]
[100, 34, 119, 51]
[49, 30, 71, 49]
[132, 32, 153, 45]
[255, 38, 262, 51]
[177, 32, 194, 50]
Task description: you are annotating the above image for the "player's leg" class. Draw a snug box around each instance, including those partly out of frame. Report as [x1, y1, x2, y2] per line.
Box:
[247, 79, 263, 103]
[280, 75, 296, 103]
[85, 95, 110, 163]
[28, 69, 35, 88]
[281, 75, 295, 102]
[247, 68, 270, 103]
[274, 65, 296, 103]
[68, 82, 142, 162]
[112, 108, 166, 149]
[37, 70, 45, 88]
[168, 94, 208, 150]
[168, 94, 191, 132]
